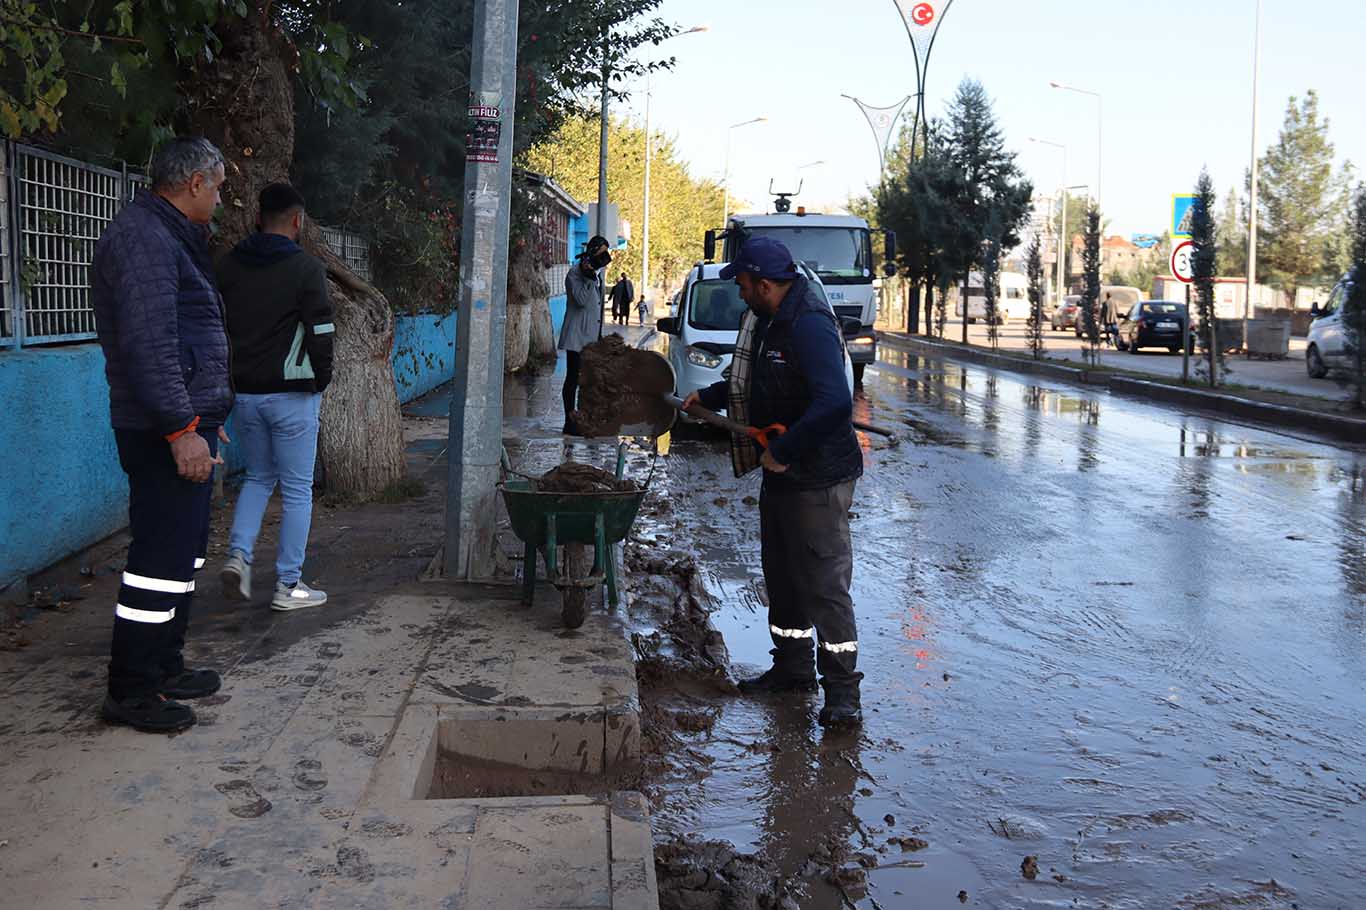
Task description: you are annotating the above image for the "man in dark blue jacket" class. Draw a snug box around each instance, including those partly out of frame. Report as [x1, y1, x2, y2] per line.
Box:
[683, 237, 865, 727]
[92, 137, 234, 733]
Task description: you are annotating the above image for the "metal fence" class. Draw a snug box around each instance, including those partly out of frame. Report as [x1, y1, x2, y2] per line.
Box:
[320, 225, 372, 283]
[0, 142, 148, 349]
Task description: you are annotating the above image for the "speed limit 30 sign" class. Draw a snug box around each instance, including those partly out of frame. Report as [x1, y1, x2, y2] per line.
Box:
[1170, 240, 1195, 284]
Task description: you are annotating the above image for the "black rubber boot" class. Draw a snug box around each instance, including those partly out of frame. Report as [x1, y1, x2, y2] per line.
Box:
[102, 694, 197, 733]
[818, 686, 862, 728]
[160, 668, 221, 699]
[737, 666, 818, 695]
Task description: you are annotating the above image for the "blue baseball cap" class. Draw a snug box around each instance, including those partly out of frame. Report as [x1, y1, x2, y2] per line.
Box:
[719, 236, 798, 281]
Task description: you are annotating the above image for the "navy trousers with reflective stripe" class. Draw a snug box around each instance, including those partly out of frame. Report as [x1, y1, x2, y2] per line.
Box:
[759, 479, 862, 690]
[108, 429, 216, 699]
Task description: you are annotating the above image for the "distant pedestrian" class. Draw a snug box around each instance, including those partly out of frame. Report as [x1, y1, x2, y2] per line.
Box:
[637, 296, 650, 326]
[610, 273, 634, 324]
[1099, 292, 1119, 346]
[92, 137, 233, 733]
[559, 236, 611, 434]
[217, 183, 334, 612]
[683, 237, 864, 728]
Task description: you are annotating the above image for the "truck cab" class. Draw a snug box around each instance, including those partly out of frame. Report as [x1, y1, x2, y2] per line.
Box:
[705, 199, 894, 386]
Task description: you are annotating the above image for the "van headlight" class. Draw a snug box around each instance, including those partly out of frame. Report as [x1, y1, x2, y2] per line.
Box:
[686, 347, 723, 369]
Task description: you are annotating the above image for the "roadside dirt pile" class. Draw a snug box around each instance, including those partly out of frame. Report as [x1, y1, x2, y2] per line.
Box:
[533, 462, 637, 494]
[654, 836, 801, 910]
[572, 335, 674, 437]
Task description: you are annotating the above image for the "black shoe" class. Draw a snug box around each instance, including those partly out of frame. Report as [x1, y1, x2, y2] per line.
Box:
[102, 694, 197, 733]
[159, 668, 221, 699]
[818, 688, 863, 728]
[562, 418, 580, 436]
[737, 667, 818, 695]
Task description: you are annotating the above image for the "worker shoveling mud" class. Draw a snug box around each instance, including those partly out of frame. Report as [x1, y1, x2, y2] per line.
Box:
[572, 335, 676, 437]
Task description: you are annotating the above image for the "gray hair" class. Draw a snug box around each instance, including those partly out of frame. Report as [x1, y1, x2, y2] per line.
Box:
[150, 137, 225, 191]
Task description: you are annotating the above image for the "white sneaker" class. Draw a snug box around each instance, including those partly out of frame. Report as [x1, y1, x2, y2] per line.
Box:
[271, 581, 327, 612]
[221, 552, 251, 601]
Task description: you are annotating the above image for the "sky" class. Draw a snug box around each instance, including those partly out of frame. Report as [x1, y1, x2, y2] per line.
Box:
[617, 0, 1365, 239]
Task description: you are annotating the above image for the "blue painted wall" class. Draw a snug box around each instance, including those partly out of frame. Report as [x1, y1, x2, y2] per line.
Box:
[549, 294, 567, 338]
[392, 313, 457, 404]
[0, 345, 126, 589]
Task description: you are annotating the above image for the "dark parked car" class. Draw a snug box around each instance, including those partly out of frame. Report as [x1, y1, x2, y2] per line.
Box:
[1051, 295, 1081, 331]
[1118, 301, 1194, 354]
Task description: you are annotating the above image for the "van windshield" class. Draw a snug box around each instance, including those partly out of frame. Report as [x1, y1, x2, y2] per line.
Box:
[688, 280, 748, 331]
[742, 226, 871, 282]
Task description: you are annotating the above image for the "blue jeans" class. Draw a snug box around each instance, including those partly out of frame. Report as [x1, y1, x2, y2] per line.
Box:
[227, 392, 321, 586]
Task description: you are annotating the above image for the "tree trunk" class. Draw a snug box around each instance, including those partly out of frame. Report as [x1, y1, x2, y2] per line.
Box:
[504, 242, 544, 374]
[182, 13, 404, 499]
[528, 268, 558, 366]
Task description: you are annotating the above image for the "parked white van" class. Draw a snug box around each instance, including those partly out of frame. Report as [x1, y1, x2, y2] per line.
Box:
[656, 262, 854, 411]
[955, 271, 1031, 325]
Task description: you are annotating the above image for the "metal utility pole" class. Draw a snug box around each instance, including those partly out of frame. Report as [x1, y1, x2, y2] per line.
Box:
[446, 0, 519, 579]
[1029, 137, 1067, 308]
[1050, 82, 1103, 214]
[641, 69, 652, 310]
[1245, 0, 1263, 355]
[597, 34, 610, 238]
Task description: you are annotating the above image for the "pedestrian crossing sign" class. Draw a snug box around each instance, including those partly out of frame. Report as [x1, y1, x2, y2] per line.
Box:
[1171, 194, 1196, 239]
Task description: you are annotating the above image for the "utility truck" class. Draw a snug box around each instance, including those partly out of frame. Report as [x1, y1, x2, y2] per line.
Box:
[704, 187, 895, 386]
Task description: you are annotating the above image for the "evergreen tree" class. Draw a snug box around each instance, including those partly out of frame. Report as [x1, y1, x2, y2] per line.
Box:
[983, 235, 1001, 350]
[1026, 234, 1046, 360]
[942, 78, 1033, 344]
[1080, 205, 1102, 364]
[1191, 170, 1222, 385]
[1215, 186, 1249, 277]
[1344, 185, 1366, 409]
[1257, 91, 1354, 305]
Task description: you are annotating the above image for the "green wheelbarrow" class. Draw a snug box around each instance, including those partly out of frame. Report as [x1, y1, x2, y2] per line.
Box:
[499, 444, 653, 629]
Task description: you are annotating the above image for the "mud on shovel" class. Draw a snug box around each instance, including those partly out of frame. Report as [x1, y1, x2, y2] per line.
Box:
[619, 349, 786, 447]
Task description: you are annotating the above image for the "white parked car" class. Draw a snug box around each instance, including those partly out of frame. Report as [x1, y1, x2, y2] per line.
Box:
[656, 262, 854, 414]
[1306, 270, 1358, 379]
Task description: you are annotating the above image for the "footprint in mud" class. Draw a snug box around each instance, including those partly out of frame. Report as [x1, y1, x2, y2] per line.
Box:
[336, 845, 375, 883]
[293, 759, 328, 792]
[214, 779, 273, 818]
[316, 642, 343, 660]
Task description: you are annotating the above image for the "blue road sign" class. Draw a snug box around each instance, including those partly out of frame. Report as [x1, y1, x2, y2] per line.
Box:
[1171, 194, 1196, 239]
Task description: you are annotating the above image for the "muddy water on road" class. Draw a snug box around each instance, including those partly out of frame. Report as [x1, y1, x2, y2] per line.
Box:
[644, 347, 1366, 909]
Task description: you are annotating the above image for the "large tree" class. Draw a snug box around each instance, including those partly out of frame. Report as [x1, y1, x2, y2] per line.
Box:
[941, 78, 1032, 344]
[1345, 185, 1366, 409]
[1257, 91, 1354, 306]
[2, 0, 675, 498]
[1191, 170, 1221, 385]
[523, 114, 725, 301]
[1215, 186, 1248, 278]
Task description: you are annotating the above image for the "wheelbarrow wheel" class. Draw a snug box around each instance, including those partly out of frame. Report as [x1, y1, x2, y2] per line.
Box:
[561, 543, 591, 629]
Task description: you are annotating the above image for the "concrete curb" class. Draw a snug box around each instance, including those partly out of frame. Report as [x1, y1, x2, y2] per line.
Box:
[880, 333, 1366, 443]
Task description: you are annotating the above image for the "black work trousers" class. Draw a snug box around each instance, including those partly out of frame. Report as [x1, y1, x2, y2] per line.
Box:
[562, 350, 582, 427]
[759, 478, 862, 691]
[108, 428, 216, 699]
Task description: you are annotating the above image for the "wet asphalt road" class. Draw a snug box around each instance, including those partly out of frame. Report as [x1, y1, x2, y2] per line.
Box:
[644, 341, 1366, 909]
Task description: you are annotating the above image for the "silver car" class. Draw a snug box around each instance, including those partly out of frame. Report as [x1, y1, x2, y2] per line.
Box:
[1306, 271, 1358, 379]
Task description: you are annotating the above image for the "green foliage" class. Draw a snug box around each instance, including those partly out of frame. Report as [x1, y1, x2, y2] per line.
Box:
[1216, 186, 1248, 277]
[1256, 91, 1355, 302]
[1051, 193, 1100, 288]
[1344, 184, 1366, 408]
[1025, 234, 1046, 360]
[1105, 245, 1167, 297]
[1191, 169, 1222, 385]
[0, 1, 368, 141]
[1080, 204, 1102, 361]
[524, 115, 724, 299]
[982, 238, 1000, 350]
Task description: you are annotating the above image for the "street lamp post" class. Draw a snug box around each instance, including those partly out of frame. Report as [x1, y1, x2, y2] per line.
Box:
[1029, 137, 1067, 310]
[1245, 0, 1263, 354]
[640, 25, 708, 320]
[1049, 81, 1102, 213]
[722, 117, 767, 225]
